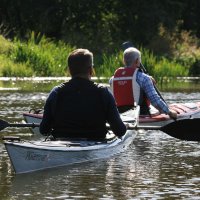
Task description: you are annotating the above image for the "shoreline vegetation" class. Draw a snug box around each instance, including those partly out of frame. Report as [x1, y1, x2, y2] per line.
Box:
[0, 32, 200, 85]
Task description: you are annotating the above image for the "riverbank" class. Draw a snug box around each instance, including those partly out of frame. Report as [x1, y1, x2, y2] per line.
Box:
[0, 34, 190, 80]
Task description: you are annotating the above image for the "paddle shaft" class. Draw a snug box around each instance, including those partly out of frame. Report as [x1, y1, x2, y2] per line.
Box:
[0, 119, 160, 132]
[136, 125, 160, 130]
[3, 122, 161, 131]
[9, 123, 40, 128]
[1, 118, 200, 141]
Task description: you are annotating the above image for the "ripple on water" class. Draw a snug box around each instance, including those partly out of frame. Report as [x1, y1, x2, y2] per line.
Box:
[1, 91, 200, 199]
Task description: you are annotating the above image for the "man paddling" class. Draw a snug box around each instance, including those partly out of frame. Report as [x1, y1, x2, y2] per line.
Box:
[109, 47, 177, 119]
[40, 48, 127, 139]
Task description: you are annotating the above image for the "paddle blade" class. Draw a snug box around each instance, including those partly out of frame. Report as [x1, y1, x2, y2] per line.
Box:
[0, 119, 9, 131]
[0, 118, 40, 131]
[161, 118, 200, 141]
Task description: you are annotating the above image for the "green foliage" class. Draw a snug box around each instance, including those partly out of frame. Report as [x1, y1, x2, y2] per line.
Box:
[147, 24, 200, 74]
[140, 47, 157, 75]
[0, 33, 75, 77]
[189, 59, 200, 76]
[0, 34, 192, 78]
[1, 0, 200, 76]
[0, 54, 33, 76]
[2, 63, 33, 77]
[95, 52, 123, 77]
[172, 30, 200, 69]
[153, 58, 188, 81]
[0, 35, 13, 54]
[1, 0, 199, 53]
[10, 32, 74, 76]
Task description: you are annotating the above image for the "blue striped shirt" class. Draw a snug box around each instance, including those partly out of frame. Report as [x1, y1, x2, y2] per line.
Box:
[136, 71, 170, 114]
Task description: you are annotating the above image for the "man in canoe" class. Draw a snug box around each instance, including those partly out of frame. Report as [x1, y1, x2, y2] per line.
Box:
[109, 47, 177, 119]
[40, 48, 127, 140]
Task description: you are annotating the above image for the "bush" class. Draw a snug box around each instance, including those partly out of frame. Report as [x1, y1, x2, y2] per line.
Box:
[153, 57, 188, 80]
[0, 35, 13, 54]
[0, 54, 33, 77]
[10, 32, 74, 76]
[95, 51, 123, 77]
[148, 24, 200, 71]
[189, 59, 200, 76]
[0, 33, 192, 78]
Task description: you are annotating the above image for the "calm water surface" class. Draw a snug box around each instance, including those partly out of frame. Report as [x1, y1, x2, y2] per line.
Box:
[0, 81, 200, 199]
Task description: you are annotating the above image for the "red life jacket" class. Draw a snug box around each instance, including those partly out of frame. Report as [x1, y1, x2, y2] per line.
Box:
[112, 67, 151, 109]
[112, 67, 136, 107]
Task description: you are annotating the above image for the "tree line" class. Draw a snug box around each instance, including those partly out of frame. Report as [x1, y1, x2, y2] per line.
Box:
[1, 0, 200, 76]
[1, 0, 200, 54]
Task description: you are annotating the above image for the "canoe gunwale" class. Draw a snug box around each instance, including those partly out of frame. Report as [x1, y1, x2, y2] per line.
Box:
[4, 130, 136, 174]
[4, 136, 124, 152]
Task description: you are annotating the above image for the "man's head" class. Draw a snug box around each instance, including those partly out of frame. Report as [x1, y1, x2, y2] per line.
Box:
[123, 47, 141, 68]
[68, 49, 94, 78]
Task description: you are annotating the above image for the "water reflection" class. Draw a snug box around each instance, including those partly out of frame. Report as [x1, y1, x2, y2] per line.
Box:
[131, 132, 200, 199]
[7, 137, 200, 199]
[9, 158, 133, 199]
[0, 85, 200, 199]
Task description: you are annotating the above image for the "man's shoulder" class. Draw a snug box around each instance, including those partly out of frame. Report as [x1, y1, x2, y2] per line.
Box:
[48, 83, 68, 98]
[55, 81, 72, 93]
[57, 81, 68, 88]
[92, 82, 112, 97]
[137, 71, 150, 79]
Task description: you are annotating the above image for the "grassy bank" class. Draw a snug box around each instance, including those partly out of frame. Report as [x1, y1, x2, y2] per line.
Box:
[0, 33, 190, 81]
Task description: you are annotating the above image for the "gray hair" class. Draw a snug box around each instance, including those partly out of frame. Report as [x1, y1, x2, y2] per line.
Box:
[123, 47, 141, 67]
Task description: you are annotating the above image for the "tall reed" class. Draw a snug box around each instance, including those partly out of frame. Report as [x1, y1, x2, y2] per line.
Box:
[0, 33, 189, 79]
[95, 51, 123, 77]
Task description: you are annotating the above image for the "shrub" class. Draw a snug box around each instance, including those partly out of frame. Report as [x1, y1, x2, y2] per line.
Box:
[189, 59, 200, 76]
[0, 35, 13, 54]
[11, 32, 74, 76]
[95, 51, 123, 77]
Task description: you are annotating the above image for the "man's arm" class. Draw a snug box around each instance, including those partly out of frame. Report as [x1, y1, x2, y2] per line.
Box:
[103, 88, 127, 137]
[137, 72, 170, 113]
[39, 87, 58, 135]
[137, 72, 177, 119]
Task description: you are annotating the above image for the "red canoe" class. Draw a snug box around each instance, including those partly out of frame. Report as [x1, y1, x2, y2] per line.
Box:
[23, 102, 200, 134]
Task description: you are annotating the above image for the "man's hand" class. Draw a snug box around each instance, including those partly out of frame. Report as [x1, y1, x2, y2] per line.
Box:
[168, 110, 177, 120]
[149, 76, 156, 84]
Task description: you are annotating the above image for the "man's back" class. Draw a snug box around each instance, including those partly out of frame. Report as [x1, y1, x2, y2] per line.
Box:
[52, 77, 108, 139]
[40, 48, 127, 139]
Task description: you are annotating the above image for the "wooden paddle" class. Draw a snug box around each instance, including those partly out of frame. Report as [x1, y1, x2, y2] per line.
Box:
[0, 118, 199, 141]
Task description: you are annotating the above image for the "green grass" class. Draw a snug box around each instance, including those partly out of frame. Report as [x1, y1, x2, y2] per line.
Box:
[0, 33, 190, 79]
[10, 32, 74, 76]
[152, 57, 189, 83]
[0, 35, 13, 54]
[95, 51, 123, 77]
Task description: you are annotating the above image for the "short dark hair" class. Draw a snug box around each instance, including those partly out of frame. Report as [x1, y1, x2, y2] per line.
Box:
[68, 49, 93, 77]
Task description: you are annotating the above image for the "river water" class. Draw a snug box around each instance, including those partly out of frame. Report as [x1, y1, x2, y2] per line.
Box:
[0, 80, 200, 200]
